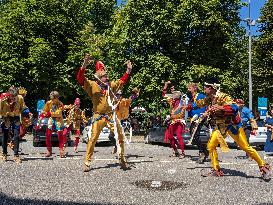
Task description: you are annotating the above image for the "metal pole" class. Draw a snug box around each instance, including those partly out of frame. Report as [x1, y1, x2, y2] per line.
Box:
[248, 0, 253, 110]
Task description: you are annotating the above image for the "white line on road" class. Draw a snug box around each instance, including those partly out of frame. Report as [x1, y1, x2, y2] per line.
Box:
[22, 156, 262, 167]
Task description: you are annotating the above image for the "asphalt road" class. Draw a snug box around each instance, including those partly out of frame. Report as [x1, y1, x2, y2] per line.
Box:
[0, 134, 273, 205]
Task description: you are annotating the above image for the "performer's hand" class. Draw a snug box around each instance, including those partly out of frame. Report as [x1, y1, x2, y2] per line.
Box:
[82, 54, 92, 68]
[210, 105, 224, 113]
[165, 81, 171, 85]
[126, 60, 132, 74]
[251, 129, 258, 136]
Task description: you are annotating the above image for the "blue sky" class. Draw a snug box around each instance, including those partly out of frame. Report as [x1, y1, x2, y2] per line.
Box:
[240, 0, 267, 34]
[117, 0, 267, 34]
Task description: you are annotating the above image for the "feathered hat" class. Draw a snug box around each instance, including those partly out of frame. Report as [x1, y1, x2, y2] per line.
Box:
[95, 61, 107, 78]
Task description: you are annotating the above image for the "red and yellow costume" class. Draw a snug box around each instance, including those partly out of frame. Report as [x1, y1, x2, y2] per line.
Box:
[40, 93, 65, 157]
[63, 98, 87, 152]
[18, 87, 33, 139]
[0, 88, 28, 163]
[77, 60, 130, 169]
[162, 89, 186, 156]
[197, 91, 267, 175]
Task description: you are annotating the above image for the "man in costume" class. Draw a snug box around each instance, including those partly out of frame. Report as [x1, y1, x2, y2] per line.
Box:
[162, 81, 186, 158]
[77, 54, 132, 172]
[197, 79, 271, 179]
[110, 88, 140, 154]
[18, 87, 33, 139]
[0, 86, 29, 163]
[186, 83, 209, 164]
[63, 98, 87, 153]
[40, 91, 65, 158]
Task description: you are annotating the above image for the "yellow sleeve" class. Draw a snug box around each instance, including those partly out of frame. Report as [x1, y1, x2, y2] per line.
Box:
[64, 104, 73, 110]
[66, 109, 72, 125]
[18, 95, 27, 112]
[81, 110, 88, 124]
[125, 98, 132, 106]
[110, 80, 124, 94]
[163, 96, 173, 107]
[196, 98, 210, 108]
[222, 94, 234, 105]
[43, 101, 51, 113]
[83, 80, 95, 97]
[0, 99, 4, 116]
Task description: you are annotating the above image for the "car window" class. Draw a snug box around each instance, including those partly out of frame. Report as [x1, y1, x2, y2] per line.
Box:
[257, 120, 265, 127]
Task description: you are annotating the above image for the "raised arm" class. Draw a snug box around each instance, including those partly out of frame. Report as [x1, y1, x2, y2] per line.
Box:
[162, 81, 171, 97]
[111, 61, 133, 91]
[76, 54, 92, 86]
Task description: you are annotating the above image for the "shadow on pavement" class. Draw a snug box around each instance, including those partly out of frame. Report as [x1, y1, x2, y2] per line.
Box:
[0, 192, 135, 205]
[221, 168, 261, 179]
[126, 154, 146, 159]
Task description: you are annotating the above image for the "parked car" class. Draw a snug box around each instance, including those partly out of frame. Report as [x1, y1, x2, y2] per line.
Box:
[144, 121, 210, 145]
[33, 118, 72, 147]
[82, 126, 112, 144]
[225, 126, 267, 148]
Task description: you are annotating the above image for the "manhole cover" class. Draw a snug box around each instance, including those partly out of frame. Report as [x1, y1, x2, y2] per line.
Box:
[133, 180, 187, 191]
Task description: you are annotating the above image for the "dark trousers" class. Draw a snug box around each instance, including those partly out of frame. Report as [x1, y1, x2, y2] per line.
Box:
[1, 116, 20, 156]
[190, 120, 209, 156]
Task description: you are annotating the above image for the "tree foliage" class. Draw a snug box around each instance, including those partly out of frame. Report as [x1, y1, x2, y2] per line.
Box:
[0, 0, 250, 115]
[0, 0, 116, 111]
[253, 0, 273, 104]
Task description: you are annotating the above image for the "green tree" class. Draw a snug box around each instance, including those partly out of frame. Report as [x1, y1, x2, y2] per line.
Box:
[253, 0, 273, 104]
[0, 0, 116, 111]
[104, 0, 247, 113]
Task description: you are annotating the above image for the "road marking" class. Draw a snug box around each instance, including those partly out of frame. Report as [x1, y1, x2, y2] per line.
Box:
[167, 169, 176, 174]
[159, 160, 172, 163]
[94, 158, 117, 161]
[22, 155, 264, 167]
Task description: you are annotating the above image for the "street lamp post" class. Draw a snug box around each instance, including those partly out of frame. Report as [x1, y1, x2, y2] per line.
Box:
[244, 0, 257, 111]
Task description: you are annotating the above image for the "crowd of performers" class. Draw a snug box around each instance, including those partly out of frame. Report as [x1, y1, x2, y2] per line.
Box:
[0, 53, 271, 180]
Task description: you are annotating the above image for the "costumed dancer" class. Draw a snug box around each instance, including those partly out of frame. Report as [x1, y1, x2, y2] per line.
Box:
[0, 86, 29, 163]
[162, 81, 186, 158]
[18, 87, 33, 139]
[186, 83, 209, 164]
[77, 54, 132, 172]
[63, 98, 87, 153]
[197, 78, 271, 179]
[110, 88, 140, 154]
[40, 91, 65, 158]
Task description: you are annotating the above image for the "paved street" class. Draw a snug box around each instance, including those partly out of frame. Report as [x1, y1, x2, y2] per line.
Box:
[1, 135, 273, 205]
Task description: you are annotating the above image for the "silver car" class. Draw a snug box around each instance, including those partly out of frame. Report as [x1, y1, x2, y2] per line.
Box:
[225, 126, 267, 148]
[82, 126, 112, 143]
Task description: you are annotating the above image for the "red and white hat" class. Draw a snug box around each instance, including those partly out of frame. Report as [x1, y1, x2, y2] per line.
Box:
[95, 61, 107, 78]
